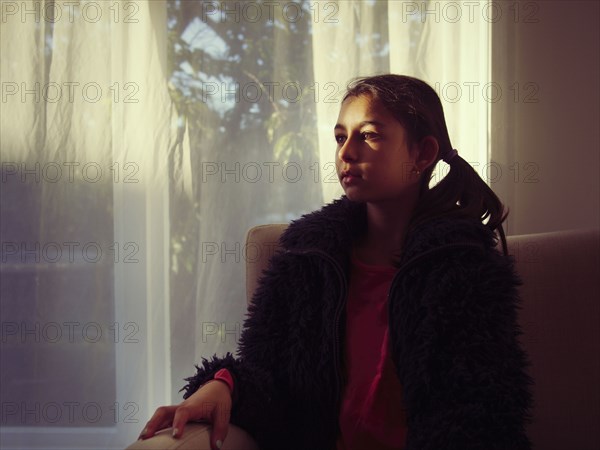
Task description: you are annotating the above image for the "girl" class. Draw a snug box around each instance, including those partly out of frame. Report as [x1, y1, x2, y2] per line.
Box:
[131, 74, 534, 450]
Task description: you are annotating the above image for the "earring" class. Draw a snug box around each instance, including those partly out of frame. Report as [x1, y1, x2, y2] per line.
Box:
[412, 167, 421, 175]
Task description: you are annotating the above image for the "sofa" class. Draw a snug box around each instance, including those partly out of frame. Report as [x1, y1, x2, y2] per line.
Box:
[245, 224, 600, 450]
[128, 225, 599, 450]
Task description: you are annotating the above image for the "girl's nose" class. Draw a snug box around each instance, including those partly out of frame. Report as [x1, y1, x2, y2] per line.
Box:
[338, 139, 358, 162]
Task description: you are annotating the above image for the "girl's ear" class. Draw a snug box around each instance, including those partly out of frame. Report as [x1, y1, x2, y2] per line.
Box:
[416, 136, 439, 171]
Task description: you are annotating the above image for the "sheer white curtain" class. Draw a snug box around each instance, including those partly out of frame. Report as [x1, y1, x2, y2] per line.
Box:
[1, 1, 176, 447]
[0, 1, 490, 448]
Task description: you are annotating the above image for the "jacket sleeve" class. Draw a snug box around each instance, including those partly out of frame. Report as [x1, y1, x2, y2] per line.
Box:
[395, 246, 535, 450]
[180, 250, 299, 450]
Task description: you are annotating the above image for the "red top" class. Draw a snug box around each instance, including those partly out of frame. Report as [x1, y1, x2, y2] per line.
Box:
[336, 249, 408, 450]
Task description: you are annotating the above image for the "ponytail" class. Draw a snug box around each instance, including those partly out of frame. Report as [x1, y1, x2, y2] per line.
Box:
[409, 151, 510, 256]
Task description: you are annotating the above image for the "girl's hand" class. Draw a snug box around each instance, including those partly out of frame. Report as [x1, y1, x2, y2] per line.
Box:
[138, 380, 232, 450]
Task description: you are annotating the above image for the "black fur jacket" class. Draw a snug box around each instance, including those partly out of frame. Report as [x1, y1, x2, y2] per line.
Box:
[182, 196, 535, 450]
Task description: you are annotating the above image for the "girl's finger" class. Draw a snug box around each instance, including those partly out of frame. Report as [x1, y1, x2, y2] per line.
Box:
[209, 403, 231, 450]
[139, 406, 177, 439]
[171, 405, 193, 438]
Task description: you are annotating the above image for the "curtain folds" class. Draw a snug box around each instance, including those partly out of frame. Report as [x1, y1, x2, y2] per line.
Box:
[1, 1, 177, 447]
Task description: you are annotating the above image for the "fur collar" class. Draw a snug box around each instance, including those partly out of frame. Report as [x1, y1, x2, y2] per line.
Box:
[279, 195, 498, 268]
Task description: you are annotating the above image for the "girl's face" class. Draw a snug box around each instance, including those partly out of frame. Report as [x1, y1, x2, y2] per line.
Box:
[334, 95, 421, 203]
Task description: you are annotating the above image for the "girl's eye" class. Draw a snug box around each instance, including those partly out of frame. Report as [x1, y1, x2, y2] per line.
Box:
[361, 132, 378, 140]
[335, 132, 378, 145]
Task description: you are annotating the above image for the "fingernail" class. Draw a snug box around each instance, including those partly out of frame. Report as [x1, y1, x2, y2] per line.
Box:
[172, 428, 179, 438]
[216, 439, 223, 449]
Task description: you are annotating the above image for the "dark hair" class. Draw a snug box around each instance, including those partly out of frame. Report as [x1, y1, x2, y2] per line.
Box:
[343, 74, 510, 256]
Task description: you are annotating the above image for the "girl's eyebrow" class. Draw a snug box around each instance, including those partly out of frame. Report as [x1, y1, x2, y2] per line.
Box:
[334, 120, 387, 131]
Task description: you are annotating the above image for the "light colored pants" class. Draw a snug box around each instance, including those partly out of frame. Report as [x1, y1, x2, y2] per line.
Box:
[125, 423, 260, 450]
